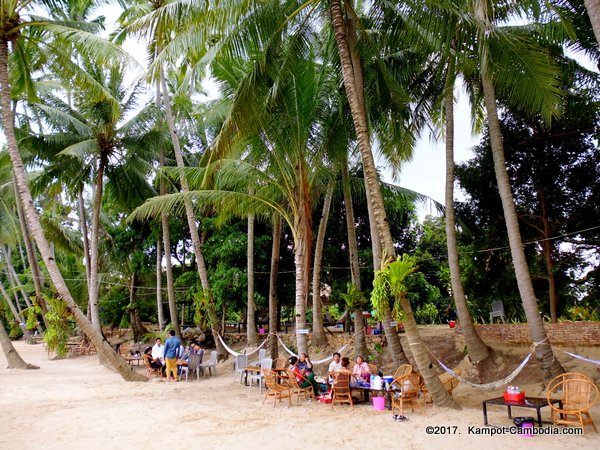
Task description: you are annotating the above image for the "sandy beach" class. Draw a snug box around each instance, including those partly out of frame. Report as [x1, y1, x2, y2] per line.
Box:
[1, 341, 599, 450]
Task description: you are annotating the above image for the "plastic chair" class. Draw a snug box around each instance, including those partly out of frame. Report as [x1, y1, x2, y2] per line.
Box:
[489, 301, 506, 323]
[547, 377, 598, 434]
[249, 357, 272, 393]
[183, 354, 201, 381]
[233, 354, 249, 383]
[199, 350, 218, 377]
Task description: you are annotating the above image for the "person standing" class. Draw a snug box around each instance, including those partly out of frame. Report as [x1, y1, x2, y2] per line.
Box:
[164, 330, 181, 381]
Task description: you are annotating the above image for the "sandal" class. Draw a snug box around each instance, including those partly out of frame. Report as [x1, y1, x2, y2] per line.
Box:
[395, 415, 409, 422]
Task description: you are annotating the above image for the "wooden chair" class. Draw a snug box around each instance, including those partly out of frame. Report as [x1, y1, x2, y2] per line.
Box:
[263, 369, 292, 407]
[273, 356, 288, 369]
[547, 372, 593, 393]
[422, 368, 462, 404]
[143, 354, 161, 378]
[331, 372, 353, 409]
[368, 363, 378, 376]
[389, 373, 423, 417]
[547, 377, 598, 434]
[283, 369, 315, 402]
[392, 364, 413, 379]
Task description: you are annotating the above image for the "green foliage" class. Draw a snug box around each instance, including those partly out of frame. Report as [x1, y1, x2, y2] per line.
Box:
[339, 283, 367, 310]
[415, 302, 439, 325]
[23, 302, 41, 330]
[43, 296, 73, 358]
[143, 323, 173, 343]
[9, 321, 23, 339]
[561, 305, 599, 322]
[372, 254, 417, 322]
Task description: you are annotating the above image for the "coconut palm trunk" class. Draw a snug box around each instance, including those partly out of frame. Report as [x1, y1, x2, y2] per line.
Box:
[1, 280, 22, 322]
[443, 59, 490, 363]
[538, 188, 559, 322]
[159, 70, 224, 354]
[159, 147, 180, 337]
[78, 189, 91, 286]
[330, 0, 409, 368]
[0, 38, 146, 382]
[13, 172, 48, 328]
[247, 209, 259, 345]
[476, 2, 563, 380]
[584, 0, 600, 48]
[311, 182, 334, 346]
[1, 247, 33, 310]
[268, 215, 282, 359]
[128, 273, 147, 342]
[340, 161, 367, 357]
[0, 316, 38, 369]
[155, 239, 165, 331]
[88, 153, 106, 331]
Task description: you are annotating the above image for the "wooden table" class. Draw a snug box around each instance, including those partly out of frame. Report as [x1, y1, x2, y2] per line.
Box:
[123, 356, 143, 366]
[482, 396, 563, 427]
[350, 383, 389, 408]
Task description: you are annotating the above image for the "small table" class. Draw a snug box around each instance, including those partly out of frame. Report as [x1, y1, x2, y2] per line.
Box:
[482, 396, 563, 427]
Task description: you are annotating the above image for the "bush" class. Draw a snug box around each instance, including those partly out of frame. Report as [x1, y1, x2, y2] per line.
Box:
[415, 303, 439, 325]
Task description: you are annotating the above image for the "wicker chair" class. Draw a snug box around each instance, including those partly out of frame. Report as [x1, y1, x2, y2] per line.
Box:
[263, 369, 292, 407]
[331, 372, 353, 409]
[547, 377, 598, 434]
[547, 372, 593, 393]
[368, 363, 378, 376]
[392, 364, 413, 379]
[389, 373, 423, 417]
[422, 368, 462, 404]
[273, 356, 288, 369]
[143, 354, 161, 378]
[283, 369, 315, 402]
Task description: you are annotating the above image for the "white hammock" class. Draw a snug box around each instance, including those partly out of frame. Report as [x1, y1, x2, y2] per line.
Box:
[432, 352, 533, 390]
[275, 327, 365, 364]
[562, 350, 600, 366]
[216, 333, 268, 357]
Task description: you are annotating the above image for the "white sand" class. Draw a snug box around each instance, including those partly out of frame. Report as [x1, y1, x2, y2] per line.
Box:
[1, 341, 599, 450]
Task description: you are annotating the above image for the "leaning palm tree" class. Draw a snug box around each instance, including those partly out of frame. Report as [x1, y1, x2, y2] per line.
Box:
[0, 315, 39, 369]
[0, 0, 146, 381]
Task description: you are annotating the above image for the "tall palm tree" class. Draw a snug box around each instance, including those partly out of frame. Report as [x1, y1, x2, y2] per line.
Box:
[472, 0, 564, 379]
[0, 0, 146, 381]
[584, 0, 600, 47]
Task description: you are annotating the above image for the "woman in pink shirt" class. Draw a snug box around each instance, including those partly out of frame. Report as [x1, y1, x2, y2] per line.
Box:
[352, 355, 370, 382]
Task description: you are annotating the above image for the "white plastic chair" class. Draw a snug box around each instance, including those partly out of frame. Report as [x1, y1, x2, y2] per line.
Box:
[489, 301, 506, 323]
[249, 357, 272, 393]
[183, 354, 201, 381]
[200, 350, 218, 377]
[234, 354, 249, 383]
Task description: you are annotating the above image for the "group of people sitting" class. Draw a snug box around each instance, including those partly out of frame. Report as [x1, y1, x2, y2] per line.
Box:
[143, 330, 205, 380]
[286, 352, 374, 397]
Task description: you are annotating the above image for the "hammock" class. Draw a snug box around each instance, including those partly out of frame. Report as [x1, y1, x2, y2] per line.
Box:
[216, 333, 268, 357]
[430, 351, 533, 390]
[561, 350, 600, 366]
[275, 327, 365, 363]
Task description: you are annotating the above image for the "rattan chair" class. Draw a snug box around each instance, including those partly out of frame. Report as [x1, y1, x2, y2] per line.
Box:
[283, 369, 315, 402]
[547, 372, 593, 393]
[143, 354, 161, 378]
[422, 368, 462, 404]
[273, 356, 288, 369]
[263, 369, 292, 407]
[368, 363, 378, 376]
[331, 372, 353, 409]
[392, 364, 413, 379]
[389, 373, 423, 417]
[547, 377, 598, 434]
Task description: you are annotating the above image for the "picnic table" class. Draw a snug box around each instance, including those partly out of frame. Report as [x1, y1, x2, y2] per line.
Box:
[482, 396, 563, 427]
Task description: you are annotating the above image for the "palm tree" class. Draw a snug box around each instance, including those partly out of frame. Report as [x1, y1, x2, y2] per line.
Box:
[472, 0, 564, 379]
[584, 0, 600, 47]
[0, 315, 39, 369]
[0, 0, 146, 381]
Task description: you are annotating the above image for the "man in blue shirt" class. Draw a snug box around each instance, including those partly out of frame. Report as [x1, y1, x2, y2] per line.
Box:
[164, 330, 181, 381]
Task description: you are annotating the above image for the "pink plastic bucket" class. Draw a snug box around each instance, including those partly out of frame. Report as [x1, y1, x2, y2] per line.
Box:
[372, 396, 386, 411]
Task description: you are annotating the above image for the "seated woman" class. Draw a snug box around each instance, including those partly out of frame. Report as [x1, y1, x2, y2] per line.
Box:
[144, 346, 165, 374]
[289, 356, 319, 397]
[352, 355, 370, 383]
